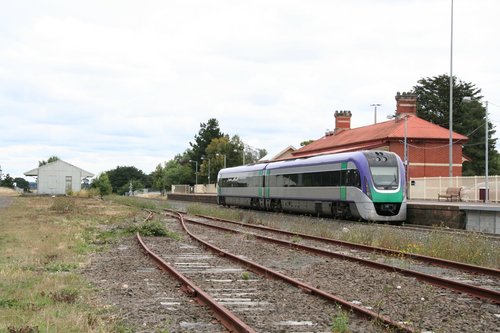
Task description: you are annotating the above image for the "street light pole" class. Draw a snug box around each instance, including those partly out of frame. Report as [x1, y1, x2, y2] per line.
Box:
[404, 114, 408, 182]
[189, 160, 198, 185]
[371, 103, 381, 124]
[387, 113, 408, 178]
[485, 101, 489, 203]
[216, 153, 227, 168]
[449, 0, 454, 179]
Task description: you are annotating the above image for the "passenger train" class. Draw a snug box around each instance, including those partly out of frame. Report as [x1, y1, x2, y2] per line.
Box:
[216, 151, 407, 222]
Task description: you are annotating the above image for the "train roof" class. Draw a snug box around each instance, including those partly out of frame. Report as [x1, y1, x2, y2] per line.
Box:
[265, 151, 369, 170]
[217, 162, 268, 175]
[217, 151, 399, 176]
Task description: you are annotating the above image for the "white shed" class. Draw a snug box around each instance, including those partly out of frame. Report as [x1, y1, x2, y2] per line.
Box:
[24, 160, 94, 195]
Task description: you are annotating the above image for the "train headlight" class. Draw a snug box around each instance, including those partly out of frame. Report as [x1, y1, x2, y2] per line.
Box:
[364, 177, 372, 199]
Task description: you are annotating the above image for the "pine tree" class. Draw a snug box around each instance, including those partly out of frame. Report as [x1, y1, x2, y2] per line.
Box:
[413, 74, 498, 176]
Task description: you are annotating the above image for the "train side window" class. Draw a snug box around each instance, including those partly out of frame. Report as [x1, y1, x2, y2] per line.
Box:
[345, 169, 361, 188]
[332, 170, 341, 186]
[302, 173, 312, 187]
[285, 174, 298, 187]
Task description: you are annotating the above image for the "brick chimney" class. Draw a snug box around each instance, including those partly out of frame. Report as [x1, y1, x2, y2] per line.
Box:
[333, 110, 352, 134]
[395, 92, 417, 117]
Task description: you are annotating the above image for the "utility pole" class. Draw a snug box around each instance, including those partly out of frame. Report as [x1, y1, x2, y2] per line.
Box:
[371, 104, 381, 124]
[449, 0, 454, 180]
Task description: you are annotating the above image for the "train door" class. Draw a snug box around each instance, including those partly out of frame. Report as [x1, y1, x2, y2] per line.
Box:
[255, 169, 267, 208]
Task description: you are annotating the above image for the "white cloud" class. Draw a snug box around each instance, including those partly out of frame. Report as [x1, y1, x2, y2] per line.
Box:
[1, 0, 499, 179]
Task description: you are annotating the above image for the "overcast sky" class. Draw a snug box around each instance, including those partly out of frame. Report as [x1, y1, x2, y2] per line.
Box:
[1, 0, 499, 179]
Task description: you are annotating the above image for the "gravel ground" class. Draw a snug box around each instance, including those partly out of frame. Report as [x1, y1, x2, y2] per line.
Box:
[81, 237, 228, 333]
[82, 212, 393, 332]
[144, 215, 394, 333]
[80, 199, 499, 332]
[185, 220, 500, 333]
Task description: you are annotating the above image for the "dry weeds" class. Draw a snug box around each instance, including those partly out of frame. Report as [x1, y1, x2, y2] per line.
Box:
[0, 196, 140, 332]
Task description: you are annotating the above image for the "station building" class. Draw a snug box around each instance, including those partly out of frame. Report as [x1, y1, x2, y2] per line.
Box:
[292, 92, 469, 178]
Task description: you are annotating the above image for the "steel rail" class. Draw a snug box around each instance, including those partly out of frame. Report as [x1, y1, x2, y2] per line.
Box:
[379, 223, 500, 240]
[135, 215, 256, 333]
[194, 213, 500, 277]
[164, 209, 415, 333]
[184, 216, 500, 304]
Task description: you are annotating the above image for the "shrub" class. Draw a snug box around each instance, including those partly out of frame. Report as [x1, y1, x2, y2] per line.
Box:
[134, 221, 181, 240]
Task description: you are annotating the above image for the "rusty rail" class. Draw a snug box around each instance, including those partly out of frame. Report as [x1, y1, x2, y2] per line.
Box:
[195, 214, 500, 277]
[165, 209, 414, 333]
[136, 211, 256, 333]
[184, 216, 500, 304]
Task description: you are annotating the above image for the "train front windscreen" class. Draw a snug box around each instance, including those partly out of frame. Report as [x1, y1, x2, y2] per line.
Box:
[364, 152, 399, 190]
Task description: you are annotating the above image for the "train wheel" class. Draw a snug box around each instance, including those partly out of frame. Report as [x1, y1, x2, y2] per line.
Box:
[275, 200, 282, 212]
[270, 199, 282, 212]
[251, 198, 259, 209]
[331, 202, 349, 220]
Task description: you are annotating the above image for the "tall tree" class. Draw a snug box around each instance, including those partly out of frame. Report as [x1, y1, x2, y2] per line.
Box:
[163, 159, 192, 190]
[91, 173, 113, 197]
[151, 162, 168, 195]
[413, 74, 498, 176]
[188, 119, 224, 183]
[13, 177, 30, 192]
[0, 174, 14, 188]
[228, 135, 267, 165]
[203, 136, 231, 182]
[105, 166, 149, 193]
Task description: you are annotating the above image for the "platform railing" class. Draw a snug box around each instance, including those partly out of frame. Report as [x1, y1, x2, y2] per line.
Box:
[409, 175, 499, 203]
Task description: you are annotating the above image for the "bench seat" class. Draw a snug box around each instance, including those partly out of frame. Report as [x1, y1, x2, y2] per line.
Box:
[438, 187, 462, 201]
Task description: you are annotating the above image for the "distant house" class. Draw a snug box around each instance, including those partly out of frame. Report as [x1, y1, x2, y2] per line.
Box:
[292, 92, 469, 178]
[24, 160, 94, 195]
[259, 145, 296, 162]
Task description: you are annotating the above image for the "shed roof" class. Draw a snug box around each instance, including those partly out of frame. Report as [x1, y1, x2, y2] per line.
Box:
[24, 159, 94, 177]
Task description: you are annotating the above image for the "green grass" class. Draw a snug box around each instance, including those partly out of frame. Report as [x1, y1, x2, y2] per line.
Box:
[105, 195, 172, 210]
[330, 310, 350, 333]
[241, 271, 250, 280]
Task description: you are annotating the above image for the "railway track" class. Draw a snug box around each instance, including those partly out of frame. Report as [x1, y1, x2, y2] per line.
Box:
[189, 213, 500, 298]
[138, 210, 413, 332]
[367, 221, 500, 241]
[161, 196, 500, 240]
[162, 209, 499, 332]
[82, 211, 229, 332]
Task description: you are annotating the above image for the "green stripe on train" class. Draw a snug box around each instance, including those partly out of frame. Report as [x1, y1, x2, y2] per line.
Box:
[371, 188, 404, 203]
[340, 162, 347, 200]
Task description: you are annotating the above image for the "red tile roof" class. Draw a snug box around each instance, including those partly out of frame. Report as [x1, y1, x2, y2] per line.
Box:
[293, 114, 468, 157]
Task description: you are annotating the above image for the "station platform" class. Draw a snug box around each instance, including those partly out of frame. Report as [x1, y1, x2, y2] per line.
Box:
[408, 200, 500, 234]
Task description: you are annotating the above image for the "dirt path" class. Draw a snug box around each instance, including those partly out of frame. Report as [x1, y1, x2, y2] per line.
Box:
[0, 195, 14, 209]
